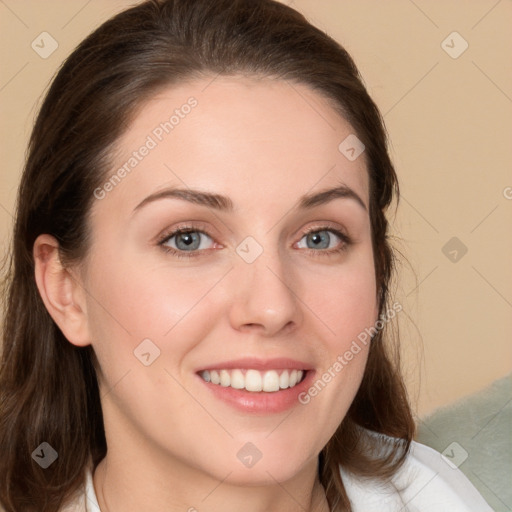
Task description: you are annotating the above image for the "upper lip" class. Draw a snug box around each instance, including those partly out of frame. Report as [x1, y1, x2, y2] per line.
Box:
[195, 357, 314, 373]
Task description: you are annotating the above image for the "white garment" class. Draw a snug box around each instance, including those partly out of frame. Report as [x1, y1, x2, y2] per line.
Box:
[340, 441, 493, 511]
[63, 441, 492, 511]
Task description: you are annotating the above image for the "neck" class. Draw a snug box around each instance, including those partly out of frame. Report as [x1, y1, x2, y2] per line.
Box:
[93, 452, 330, 512]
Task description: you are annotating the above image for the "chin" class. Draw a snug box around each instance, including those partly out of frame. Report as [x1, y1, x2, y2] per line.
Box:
[202, 441, 319, 487]
[220, 459, 313, 487]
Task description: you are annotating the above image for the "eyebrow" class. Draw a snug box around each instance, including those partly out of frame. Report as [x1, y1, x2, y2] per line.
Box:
[132, 184, 367, 214]
[299, 185, 367, 211]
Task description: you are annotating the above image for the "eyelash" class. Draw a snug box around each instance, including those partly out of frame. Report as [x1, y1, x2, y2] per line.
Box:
[157, 224, 352, 259]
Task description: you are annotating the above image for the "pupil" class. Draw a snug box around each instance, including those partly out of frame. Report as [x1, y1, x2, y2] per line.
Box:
[308, 231, 329, 249]
[177, 232, 199, 250]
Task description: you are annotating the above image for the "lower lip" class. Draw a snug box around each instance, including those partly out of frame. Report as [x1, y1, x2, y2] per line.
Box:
[197, 371, 315, 414]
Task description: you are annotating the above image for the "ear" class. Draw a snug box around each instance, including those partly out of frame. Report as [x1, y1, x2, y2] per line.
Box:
[33, 234, 91, 347]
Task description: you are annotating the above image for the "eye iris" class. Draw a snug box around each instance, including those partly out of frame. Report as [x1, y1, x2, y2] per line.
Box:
[176, 231, 200, 250]
[307, 231, 330, 249]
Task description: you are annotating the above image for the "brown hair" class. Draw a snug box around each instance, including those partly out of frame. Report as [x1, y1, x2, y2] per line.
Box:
[0, 0, 414, 510]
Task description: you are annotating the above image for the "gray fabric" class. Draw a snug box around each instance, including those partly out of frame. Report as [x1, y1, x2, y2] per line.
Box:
[416, 374, 512, 512]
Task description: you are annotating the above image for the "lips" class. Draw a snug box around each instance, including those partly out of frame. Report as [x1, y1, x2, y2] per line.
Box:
[194, 357, 314, 413]
[200, 368, 305, 392]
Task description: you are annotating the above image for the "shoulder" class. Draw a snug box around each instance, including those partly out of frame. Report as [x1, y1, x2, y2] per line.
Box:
[339, 439, 493, 512]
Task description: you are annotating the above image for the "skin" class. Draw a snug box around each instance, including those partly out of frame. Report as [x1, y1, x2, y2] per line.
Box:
[34, 76, 378, 512]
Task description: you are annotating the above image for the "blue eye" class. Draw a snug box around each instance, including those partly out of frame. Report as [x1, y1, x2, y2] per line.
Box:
[296, 228, 350, 253]
[158, 226, 350, 259]
[161, 229, 215, 254]
[302, 230, 334, 249]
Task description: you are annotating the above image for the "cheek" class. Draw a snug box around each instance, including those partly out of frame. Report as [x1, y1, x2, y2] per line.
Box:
[83, 251, 228, 367]
[300, 251, 378, 349]
[292, 248, 377, 426]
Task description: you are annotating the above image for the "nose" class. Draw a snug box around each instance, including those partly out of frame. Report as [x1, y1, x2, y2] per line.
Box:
[227, 248, 303, 337]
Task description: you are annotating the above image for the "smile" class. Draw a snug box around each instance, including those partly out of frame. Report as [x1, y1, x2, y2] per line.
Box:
[200, 368, 305, 392]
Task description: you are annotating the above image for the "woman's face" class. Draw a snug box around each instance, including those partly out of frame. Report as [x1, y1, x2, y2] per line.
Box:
[82, 76, 378, 485]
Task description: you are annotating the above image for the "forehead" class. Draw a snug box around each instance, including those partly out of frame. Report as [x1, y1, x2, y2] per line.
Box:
[97, 76, 369, 215]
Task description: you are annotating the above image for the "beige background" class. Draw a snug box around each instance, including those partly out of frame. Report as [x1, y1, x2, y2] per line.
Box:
[1, 0, 511, 419]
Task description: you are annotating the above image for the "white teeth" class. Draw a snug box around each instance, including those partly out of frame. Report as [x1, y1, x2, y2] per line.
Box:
[220, 369, 230, 387]
[245, 369, 263, 392]
[199, 368, 306, 393]
[279, 371, 289, 389]
[230, 369, 245, 389]
[262, 370, 280, 392]
[210, 370, 220, 385]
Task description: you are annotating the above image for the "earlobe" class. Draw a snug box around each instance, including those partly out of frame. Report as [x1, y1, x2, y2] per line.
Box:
[33, 234, 91, 347]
